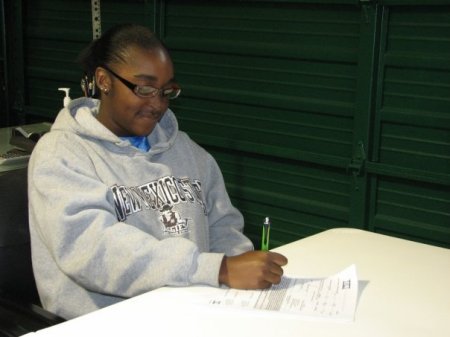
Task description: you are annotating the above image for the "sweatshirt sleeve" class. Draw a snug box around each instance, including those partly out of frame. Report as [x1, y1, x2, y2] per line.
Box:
[28, 136, 225, 299]
[201, 152, 254, 256]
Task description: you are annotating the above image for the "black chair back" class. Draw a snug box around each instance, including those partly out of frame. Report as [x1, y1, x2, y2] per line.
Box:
[0, 167, 64, 336]
[0, 167, 40, 304]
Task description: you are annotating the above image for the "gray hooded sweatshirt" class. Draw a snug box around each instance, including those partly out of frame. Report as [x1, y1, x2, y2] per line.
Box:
[28, 97, 253, 319]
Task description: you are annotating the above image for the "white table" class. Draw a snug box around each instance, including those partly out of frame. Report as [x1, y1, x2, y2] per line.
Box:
[0, 126, 27, 173]
[0, 123, 51, 173]
[23, 228, 450, 337]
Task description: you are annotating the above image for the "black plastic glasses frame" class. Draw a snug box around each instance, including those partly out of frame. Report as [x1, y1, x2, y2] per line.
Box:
[101, 64, 181, 99]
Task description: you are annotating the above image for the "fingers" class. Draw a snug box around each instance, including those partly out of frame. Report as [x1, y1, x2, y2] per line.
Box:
[264, 251, 288, 280]
[249, 252, 286, 287]
[269, 251, 288, 266]
[264, 255, 286, 285]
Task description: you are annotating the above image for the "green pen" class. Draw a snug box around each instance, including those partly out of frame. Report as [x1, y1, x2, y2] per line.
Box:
[261, 217, 271, 251]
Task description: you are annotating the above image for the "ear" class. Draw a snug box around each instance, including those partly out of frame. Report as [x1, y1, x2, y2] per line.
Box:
[95, 67, 112, 93]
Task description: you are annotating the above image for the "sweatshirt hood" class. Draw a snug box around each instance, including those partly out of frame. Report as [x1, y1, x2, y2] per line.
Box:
[51, 97, 179, 153]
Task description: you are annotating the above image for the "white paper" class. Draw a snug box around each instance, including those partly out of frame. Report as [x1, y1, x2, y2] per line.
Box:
[209, 264, 358, 322]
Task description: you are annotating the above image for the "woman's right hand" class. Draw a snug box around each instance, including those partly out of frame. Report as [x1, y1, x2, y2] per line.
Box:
[218, 251, 288, 289]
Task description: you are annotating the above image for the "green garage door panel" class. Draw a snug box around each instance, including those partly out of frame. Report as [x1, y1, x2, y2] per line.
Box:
[24, 0, 156, 120]
[368, 5, 450, 246]
[165, 1, 362, 246]
[372, 177, 450, 247]
[24, 1, 93, 119]
[208, 148, 350, 247]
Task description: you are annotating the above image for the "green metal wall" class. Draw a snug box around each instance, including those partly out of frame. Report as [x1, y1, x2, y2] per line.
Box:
[7, 0, 450, 248]
[367, 4, 450, 246]
[0, 0, 6, 125]
[166, 1, 363, 249]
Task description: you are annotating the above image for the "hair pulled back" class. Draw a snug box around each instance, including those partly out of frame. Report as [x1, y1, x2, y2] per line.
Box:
[78, 24, 168, 97]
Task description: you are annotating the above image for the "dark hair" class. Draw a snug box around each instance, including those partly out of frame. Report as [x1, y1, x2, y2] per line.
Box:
[78, 24, 169, 97]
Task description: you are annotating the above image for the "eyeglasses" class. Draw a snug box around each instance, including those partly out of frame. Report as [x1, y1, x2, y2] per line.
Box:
[101, 64, 181, 99]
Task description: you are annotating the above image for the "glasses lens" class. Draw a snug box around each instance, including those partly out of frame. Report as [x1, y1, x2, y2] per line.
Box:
[135, 85, 181, 99]
[135, 86, 158, 97]
[164, 87, 181, 100]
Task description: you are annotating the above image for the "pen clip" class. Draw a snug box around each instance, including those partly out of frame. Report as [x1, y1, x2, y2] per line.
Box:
[261, 217, 270, 251]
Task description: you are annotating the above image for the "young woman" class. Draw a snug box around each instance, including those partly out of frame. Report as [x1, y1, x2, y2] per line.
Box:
[28, 24, 287, 319]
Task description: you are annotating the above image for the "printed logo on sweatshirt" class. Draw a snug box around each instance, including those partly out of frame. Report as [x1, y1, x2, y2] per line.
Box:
[110, 176, 206, 230]
[158, 204, 190, 235]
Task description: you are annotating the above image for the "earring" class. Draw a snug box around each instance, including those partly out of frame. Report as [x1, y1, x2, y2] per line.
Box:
[102, 87, 109, 95]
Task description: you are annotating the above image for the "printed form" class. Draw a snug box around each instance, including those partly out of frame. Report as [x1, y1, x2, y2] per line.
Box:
[209, 264, 358, 322]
